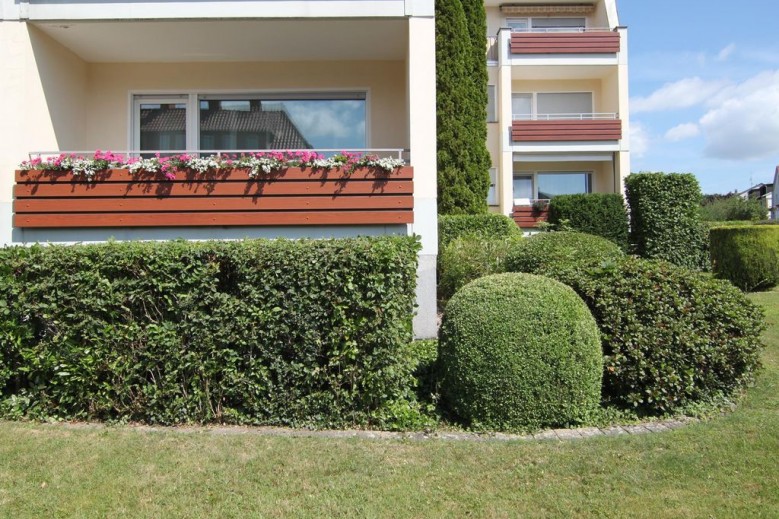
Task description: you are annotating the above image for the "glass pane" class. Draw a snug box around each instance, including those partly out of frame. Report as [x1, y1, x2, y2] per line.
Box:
[507, 18, 529, 32]
[537, 172, 591, 199]
[513, 175, 534, 200]
[199, 98, 366, 151]
[531, 17, 586, 30]
[139, 103, 186, 154]
[512, 94, 532, 120]
[487, 85, 497, 123]
[487, 168, 497, 205]
[537, 93, 592, 118]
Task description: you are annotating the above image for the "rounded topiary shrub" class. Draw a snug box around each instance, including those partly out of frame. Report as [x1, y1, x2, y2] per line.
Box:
[438, 235, 521, 305]
[559, 257, 766, 413]
[438, 273, 602, 430]
[504, 231, 624, 277]
[710, 225, 779, 291]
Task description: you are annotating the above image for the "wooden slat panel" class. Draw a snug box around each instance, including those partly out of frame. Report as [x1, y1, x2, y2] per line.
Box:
[512, 206, 548, 228]
[14, 211, 414, 228]
[512, 120, 622, 142]
[14, 180, 413, 198]
[15, 167, 414, 183]
[15, 196, 413, 213]
[510, 32, 620, 54]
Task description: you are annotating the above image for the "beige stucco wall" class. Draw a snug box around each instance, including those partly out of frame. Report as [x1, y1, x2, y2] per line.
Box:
[85, 61, 407, 152]
[0, 24, 87, 205]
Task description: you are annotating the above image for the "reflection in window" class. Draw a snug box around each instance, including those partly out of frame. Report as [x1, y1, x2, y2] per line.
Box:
[513, 175, 533, 200]
[139, 103, 186, 153]
[537, 172, 591, 199]
[199, 97, 366, 151]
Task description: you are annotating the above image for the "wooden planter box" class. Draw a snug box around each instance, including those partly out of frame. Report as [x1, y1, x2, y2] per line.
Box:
[13, 167, 414, 228]
[512, 205, 549, 228]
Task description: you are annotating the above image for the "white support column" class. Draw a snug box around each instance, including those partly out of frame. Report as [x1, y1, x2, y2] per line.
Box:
[497, 28, 514, 216]
[407, 16, 438, 339]
[616, 26, 630, 192]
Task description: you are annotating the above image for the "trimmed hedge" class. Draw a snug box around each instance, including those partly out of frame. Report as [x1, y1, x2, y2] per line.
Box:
[438, 235, 521, 305]
[625, 172, 709, 270]
[504, 231, 624, 277]
[0, 237, 421, 427]
[438, 273, 602, 430]
[549, 258, 765, 413]
[710, 226, 779, 291]
[547, 193, 629, 249]
[438, 213, 521, 250]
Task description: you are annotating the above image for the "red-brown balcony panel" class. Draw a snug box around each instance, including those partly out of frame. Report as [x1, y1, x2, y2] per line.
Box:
[13, 167, 414, 228]
[512, 119, 622, 142]
[512, 205, 548, 228]
[510, 31, 621, 55]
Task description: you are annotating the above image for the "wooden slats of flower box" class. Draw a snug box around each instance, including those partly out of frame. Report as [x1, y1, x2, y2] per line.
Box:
[512, 206, 549, 228]
[13, 167, 414, 228]
[512, 120, 622, 142]
[510, 31, 621, 55]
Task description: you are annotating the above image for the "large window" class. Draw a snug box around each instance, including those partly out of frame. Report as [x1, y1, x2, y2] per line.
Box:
[513, 171, 592, 201]
[133, 93, 367, 153]
[507, 17, 586, 32]
[512, 92, 593, 120]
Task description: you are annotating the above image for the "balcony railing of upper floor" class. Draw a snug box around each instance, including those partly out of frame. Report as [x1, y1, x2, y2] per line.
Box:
[509, 27, 621, 55]
[511, 114, 622, 142]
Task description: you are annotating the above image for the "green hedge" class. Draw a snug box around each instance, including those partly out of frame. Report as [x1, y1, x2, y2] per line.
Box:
[710, 226, 779, 291]
[438, 273, 602, 430]
[0, 237, 421, 427]
[547, 193, 629, 249]
[438, 235, 521, 305]
[438, 213, 520, 250]
[549, 257, 765, 413]
[625, 172, 709, 270]
[504, 231, 624, 277]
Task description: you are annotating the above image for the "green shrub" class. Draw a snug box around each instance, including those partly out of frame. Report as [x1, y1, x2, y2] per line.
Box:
[547, 194, 629, 249]
[438, 213, 520, 250]
[550, 257, 765, 413]
[700, 195, 768, 222]
[438, 273, 602, 430]
[625, 172, 709, 270]
[0, 237, 421, 427]
[504, 231, 624, 277]
[710, 226, 779, 291]
[438, 235, 521, 305]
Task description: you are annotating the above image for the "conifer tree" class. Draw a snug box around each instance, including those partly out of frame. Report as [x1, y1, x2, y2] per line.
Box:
[435, 0, 491, 215]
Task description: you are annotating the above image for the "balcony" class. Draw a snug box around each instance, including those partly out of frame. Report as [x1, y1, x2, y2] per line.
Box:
[512, 201, 549, 228]
[512, 114, 622, 143]
[13, 150, 413, 229]
[510, 28, 621, 55]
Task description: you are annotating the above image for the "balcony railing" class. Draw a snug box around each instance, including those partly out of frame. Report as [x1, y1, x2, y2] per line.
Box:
[510, 27, 612, 33]
[512, 200, 549, 228]
[14, 148, 413, 229]
[512, 113, 618, 121]
[510, 29, 620, 55]
[512, 118, 622, 143]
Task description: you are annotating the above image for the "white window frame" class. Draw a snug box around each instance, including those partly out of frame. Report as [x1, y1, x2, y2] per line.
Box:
[507, 17, 587, 33]
[487, 167, 498, 205]
[130, 90, 370, 152]
[511, 91, 594, 120]
[512, 170, 593, 200]
[487, 85, 498, 123]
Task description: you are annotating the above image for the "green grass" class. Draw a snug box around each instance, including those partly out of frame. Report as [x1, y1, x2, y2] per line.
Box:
[1, 292, 779, 518]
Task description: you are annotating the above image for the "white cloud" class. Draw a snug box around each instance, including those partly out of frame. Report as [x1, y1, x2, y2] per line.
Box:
[665, 122, 700, 141]
[717, 43, 736, 61]
[630, 121, 650, 158]
[631, 77, 730, 113]
[699, 70, 779, 160]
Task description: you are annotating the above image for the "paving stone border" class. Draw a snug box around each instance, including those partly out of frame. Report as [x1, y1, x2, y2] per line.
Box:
[41, 417, 699, 442]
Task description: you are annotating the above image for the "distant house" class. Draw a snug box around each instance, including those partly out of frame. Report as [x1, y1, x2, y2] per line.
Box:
[740, 178, 775, 220]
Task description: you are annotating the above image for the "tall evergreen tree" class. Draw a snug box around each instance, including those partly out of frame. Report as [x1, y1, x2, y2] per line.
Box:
[436, 0, 491, 215]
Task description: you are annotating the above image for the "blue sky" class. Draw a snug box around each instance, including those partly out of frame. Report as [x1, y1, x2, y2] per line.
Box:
[618, 1, 779, 194]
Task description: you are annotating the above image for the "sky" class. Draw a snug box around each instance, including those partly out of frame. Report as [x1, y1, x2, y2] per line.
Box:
[618, 0, 779, 194]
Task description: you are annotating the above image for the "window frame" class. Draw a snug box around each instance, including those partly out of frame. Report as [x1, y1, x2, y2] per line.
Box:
[511, 91, 594, 120]
[512, 170, 593, 201]
[507, 17, 587, 33]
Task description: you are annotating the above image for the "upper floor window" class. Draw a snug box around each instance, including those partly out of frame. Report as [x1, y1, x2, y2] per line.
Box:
[507, 17, 586, 33]
[512, 92, 594, 120]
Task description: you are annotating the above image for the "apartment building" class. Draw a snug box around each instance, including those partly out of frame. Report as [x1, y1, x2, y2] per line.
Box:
[484, 0, 630, 227]
[0, 0, 438, 337]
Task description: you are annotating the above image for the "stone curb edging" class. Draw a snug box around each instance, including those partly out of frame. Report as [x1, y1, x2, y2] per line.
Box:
[39, 417, 698, 442]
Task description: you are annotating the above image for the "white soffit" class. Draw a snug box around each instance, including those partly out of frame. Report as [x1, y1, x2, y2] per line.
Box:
[33, 19, 408, 63]
[514, 153, 613, 162]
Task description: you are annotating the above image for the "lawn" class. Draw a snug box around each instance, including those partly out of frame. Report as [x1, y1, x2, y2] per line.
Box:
[0, 292, 777, 518]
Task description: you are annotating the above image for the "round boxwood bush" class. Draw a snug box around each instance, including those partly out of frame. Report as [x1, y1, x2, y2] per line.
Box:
[438, 235, 521, 305]
[558, 257, 765, 413]
[710, 225, 779, 291]
[504, 231, 624, 277]
[438, 273, 602, 430]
